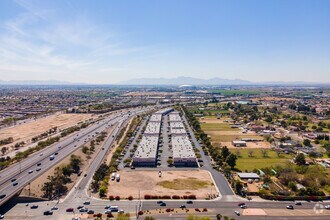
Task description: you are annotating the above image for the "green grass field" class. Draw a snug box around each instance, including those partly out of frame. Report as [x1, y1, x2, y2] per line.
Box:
[231, 149, 292, 171]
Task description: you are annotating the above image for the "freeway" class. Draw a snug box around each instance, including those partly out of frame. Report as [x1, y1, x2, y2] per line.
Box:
[0, 105, 154, 207]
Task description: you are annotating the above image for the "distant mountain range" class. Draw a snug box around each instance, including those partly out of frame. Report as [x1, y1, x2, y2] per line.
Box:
[0, 77, 328, 86]
[118, 76, 329, 86]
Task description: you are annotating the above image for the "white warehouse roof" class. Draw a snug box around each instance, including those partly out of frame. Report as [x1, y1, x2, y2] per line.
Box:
[133, 135, 159, 159]
[172, 135, 196, 159]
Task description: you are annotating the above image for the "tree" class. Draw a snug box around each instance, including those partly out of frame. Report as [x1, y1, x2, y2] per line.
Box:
[303, 139, 311, 147]
[226, 153, 237, 169]
[70, 155, 83, 174]
[295, 153, 306, 166]
[221, 146, 230, 160]
[1, 147, 8, 155]
[216, 214, 222, 220]
[234, 181, 243, 194]
[82, 146, 89, 154]
[288, 181, 297, 191]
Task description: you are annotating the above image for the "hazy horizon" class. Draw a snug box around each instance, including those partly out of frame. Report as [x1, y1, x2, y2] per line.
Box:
[0, 0, 329, 84]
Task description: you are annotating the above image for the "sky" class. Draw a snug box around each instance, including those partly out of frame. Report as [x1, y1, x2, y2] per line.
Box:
[0, 0, 329, 84]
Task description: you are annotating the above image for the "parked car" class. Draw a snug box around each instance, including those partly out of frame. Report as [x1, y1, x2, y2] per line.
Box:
[30, 205, 38, 209]
[0, 214, 4, 219]
[325, 205, 330, 210]
[83, 201, 90, 205]
[286, 205, 294, 209]
[79, 207, 88, 212]
[51, 206, 58, 210]
[43, 211, 53, 215]
[87, 210, 94, 214]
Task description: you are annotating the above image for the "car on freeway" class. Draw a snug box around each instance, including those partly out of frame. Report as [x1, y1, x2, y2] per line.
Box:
[66, 208, 74, 212]
[30, 204, 38, 209]
[325, 205, 330, 210]
[239, 204, 247, 209]
[286, 205, 294, 209]
[234, 210, 240, 216]
[0, 194, 6, 199]
[40, 153, 43, 156]
[118, 209, 124, 214]
[84, 174, 87, 177]
[87, 210, 94, 214]
[295, 201, 302, 205]
[157, 201, 163, 204]
[160, 202, 166, 206]
[36, 167, 41, 172]
[37, 163, 41, 166]
[180, 205, 186, 209]
[105, 210, 112, 214]
[13, 182, 18, 186]
[28, 170, 33, 174]
[77, 205, 84, 210]
[54, 152, 58, 155]
[11, 178, 16, 182]
[186, 200, 193, 204]
[83, 201, 90, 205]
[80, 207, 88, 212]
[0, 214, 4, 219]
[105, 205, 111, 209]
[43, 211, 53, 215]
[51, 206, 58, 210]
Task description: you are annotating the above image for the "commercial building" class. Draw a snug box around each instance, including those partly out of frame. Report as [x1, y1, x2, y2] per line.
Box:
[144, 122, 161, 135]
[171, 135, 198, 167]
[232, 140, 247, 147]
[169, 122, 186, 135]
[132, 135, 159, 166]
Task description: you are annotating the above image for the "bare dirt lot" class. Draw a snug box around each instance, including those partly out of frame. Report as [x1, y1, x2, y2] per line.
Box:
[108, 170, 216, 199]
[0, 113, 94, 152]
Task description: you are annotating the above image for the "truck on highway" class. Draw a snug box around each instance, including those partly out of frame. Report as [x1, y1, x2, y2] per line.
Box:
[111, 173, 116, 181]
[49, 155, 55, 160]
[115, 174, 120, 182]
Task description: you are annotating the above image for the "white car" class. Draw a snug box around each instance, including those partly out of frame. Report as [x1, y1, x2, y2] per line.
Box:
[105, 210, 112, 214]
[325, 205, 330, 210]
[28, 170, 33, 174]
[0, 214, 4, 219]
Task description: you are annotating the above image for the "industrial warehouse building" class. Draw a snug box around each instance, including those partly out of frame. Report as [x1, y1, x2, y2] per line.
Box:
[172, 135, 198, 167]
[132, 108, 173, 167]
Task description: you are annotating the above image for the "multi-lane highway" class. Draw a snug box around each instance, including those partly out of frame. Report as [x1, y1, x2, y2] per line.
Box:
[0, 106, 154, 207]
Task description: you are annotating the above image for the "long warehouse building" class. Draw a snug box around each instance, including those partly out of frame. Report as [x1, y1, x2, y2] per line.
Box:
[169, 111, 198, 167]
[133, 108, 173, 167]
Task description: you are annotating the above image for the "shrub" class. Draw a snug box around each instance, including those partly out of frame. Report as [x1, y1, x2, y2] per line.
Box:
[172, 195, 180, 199]
[188, 195, 197, 200]
[115, 196, 120, 200]
[161, 195, 171, 199]
[107, 213, 114, 218]
[144, 195, 151, 200]
[203, 208, 208, 212]
[195, 208, 201, 212]
[128, 195, 133, 200]
[109, 195, 114, 200]
[138, 210, 144, 216]
[166, 208, 171, 212]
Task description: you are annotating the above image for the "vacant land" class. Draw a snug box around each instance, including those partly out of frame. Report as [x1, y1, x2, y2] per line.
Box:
[107, 170, 216, 199]
[231, 149, 292, 171]
[0, 113, 94, 153]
